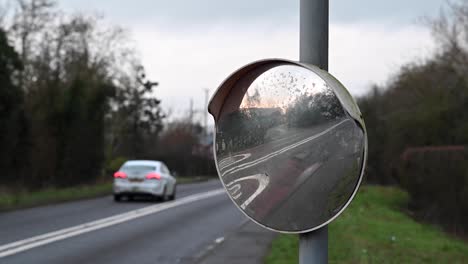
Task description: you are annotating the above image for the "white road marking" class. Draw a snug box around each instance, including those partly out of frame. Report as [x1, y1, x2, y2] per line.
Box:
[214, 237, 224, 244]
[0, 189, 225, 258]
[218, 154, 251, 170]
[227, 184, 242, 199]
[232, 190, 242, 200]
[226, 174, 270, 210]
[222, 119, 350, 177]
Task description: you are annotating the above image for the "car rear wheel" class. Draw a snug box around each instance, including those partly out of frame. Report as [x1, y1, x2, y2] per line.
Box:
[169, 185, 176, 200]
[158, 186, 168, 202]
[113, 194, 122, 202]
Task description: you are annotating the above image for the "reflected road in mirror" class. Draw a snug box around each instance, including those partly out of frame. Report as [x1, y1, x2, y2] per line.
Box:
[215, 65, 366, 232]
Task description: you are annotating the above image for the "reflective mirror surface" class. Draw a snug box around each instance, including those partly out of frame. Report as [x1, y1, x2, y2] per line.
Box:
[213, 62, 366, 233]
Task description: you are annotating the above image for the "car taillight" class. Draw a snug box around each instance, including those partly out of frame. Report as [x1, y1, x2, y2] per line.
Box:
[114, 171, 127, 179]
[146, 172, 161, 180]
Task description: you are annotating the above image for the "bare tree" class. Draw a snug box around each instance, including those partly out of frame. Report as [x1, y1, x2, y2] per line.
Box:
[8, 0, 56, 89]
[426, 0, 468, 79]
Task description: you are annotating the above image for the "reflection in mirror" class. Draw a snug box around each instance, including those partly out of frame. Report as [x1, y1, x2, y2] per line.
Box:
[215, 64, 366, 232]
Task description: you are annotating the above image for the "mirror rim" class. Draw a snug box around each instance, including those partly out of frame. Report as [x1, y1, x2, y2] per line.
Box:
[209, 58, 368, 233]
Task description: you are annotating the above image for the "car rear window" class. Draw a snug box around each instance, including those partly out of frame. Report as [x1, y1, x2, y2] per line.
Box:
[121, 165, 156, 173]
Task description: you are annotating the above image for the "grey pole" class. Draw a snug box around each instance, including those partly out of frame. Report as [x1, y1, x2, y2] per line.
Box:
[299, 226, 328, 263]
[300, 0, 328, 70]
[299, 0, 329, 263]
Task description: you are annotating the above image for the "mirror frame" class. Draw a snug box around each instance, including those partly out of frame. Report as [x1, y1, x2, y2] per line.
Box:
[209, 58, 368, 233]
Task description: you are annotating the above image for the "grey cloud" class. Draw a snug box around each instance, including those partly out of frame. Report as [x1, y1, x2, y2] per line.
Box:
[331, 0, 445, 24]
[61, 0, 446, 26]
[61, 0, 297, 25]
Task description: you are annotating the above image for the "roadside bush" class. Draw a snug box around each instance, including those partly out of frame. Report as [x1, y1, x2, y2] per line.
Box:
[399, 147, 468, 235]
[106, 156, 128, 174]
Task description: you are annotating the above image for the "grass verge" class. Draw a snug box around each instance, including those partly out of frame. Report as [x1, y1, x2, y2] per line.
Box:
[0, 183, 112, 212]
[265, 186, 468, 264]
[0, 176, 216, 212]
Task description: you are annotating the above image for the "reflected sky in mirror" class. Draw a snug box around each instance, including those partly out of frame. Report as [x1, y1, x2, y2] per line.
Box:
[215, 64, 365, 232]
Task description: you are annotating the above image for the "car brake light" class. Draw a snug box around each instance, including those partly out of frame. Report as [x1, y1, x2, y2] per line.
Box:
[114, 171, 127, 179]
[146, 172, 161, 180]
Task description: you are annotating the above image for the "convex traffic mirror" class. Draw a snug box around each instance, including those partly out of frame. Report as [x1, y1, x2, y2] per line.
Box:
[209, 59, 367, 233]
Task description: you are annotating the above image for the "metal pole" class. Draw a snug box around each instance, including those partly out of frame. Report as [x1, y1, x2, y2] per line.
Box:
[299, 226, 328, 263]
[300, 0, 328, 70]
[204, 88, 210, 136]
[299, 0, 329, 263]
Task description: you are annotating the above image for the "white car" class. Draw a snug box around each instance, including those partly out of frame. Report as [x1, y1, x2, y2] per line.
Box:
[113, 160, 177, 202]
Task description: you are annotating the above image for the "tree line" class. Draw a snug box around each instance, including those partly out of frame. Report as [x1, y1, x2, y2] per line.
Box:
[358, 0, 468, 234]
[0, 0, 215, 191]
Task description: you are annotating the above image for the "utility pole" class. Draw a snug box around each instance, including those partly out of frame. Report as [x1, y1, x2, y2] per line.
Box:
[189, 98, 194, 133]
[203, 88, 210, 136]
[189, 98, 194, 123]
[299, 0, 329, 264]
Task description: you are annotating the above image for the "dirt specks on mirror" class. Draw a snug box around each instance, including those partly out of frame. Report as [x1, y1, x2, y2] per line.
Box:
[240, 66, 327, 111]
[212, 61, 366, 233]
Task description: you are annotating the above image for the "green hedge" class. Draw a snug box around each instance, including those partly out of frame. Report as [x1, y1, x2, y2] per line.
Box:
[399, 148, 468, 235]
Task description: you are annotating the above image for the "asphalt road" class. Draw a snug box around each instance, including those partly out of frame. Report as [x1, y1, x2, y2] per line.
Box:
[217, 118, 365, 232]
[0, 180, 249, 264]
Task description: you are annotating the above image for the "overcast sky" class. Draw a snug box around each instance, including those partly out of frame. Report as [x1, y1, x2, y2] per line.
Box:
[61, 0, 445, 121]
